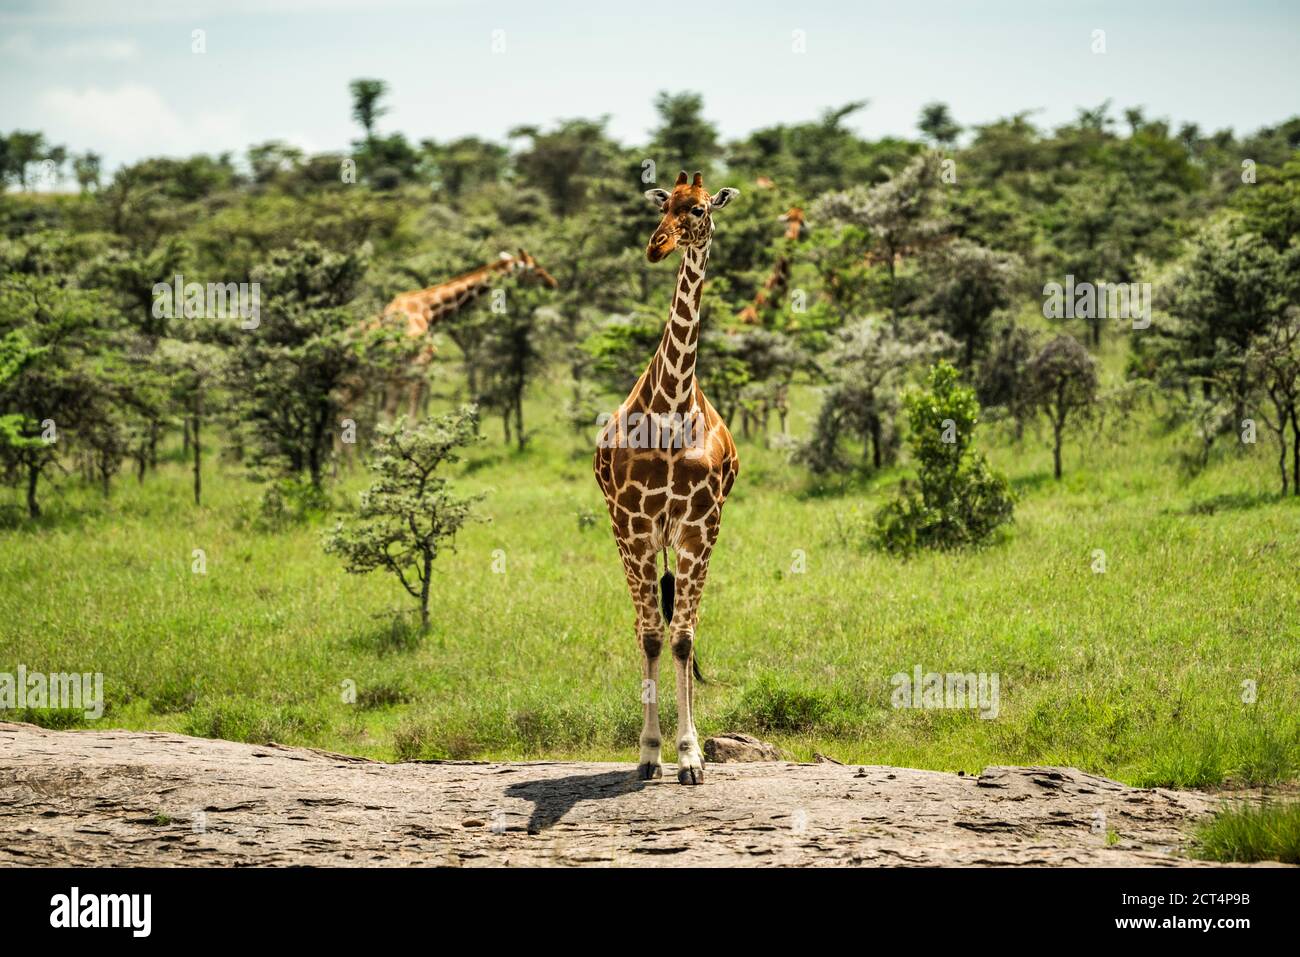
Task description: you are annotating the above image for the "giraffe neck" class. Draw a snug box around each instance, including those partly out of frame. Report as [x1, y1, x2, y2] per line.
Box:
[422, 258, 517, 323]
[644, 242, 708, 414]
[739, 254, 788, 324]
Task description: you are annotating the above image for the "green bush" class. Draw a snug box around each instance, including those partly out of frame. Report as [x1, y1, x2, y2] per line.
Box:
[256, 476, 331, 530]
[875, 360, 1015, 552]
[183, 698, 326, 744]
[720, 675, 841, 733]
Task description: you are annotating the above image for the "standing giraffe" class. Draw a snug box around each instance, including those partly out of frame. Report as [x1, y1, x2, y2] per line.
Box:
[382, 249, 558, 342]
[335, 251, 557, 473]
[374, 250, 561, 418]
[594, 171, 740, 785]
[367, 250, 558, 420]
[737, 206, 807, 325]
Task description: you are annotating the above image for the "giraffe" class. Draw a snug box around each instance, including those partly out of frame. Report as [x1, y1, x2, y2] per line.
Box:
[734, 206, 809, 438]
[737, 206, 807, 326]
[594, 170, 740, 786]
[367, 250, 558, 421]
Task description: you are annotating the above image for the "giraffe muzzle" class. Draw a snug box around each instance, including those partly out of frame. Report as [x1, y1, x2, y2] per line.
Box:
[647, 235, 675, 263]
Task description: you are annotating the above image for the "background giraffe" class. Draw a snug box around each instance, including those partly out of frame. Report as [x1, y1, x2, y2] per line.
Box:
[594, 171, 740, 786]
[737, 206, 808, 325]
[374, 249, 558, 419]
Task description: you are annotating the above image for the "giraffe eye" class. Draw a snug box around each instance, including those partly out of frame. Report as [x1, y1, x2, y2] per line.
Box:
[690, 206, 705, 217]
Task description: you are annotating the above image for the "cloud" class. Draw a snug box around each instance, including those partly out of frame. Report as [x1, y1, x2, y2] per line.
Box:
[1, 30, 139, 60]
[0, 0, 435, 27]
[60, 37, 140, 60]
[0, 32, 38, 57]
[37, 83, 251, 162]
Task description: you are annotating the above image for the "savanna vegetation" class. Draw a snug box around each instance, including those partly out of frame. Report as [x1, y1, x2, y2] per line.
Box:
[2, 86, 1298, 792]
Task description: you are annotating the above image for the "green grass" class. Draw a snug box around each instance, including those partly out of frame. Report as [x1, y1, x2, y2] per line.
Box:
[1194, 801, 1300, 864]
[1, 367, 1298, 788]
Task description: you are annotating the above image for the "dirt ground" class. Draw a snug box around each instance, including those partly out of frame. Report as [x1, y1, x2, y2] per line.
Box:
[0, 720, 1236, 866]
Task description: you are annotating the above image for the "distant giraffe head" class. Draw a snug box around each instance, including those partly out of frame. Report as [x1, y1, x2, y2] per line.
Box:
[643, 170, 739, 263]
[512, 248, 560, 289]
[778, 206, 808, 240]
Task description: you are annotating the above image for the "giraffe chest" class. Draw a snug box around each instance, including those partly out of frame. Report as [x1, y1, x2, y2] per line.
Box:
[594, 406, 737, 550]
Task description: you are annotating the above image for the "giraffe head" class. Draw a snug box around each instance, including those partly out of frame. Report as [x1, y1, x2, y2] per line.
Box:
[643, 170, 739, 264]
[779, 206, 808, 241]
[508, 248, 560, 289]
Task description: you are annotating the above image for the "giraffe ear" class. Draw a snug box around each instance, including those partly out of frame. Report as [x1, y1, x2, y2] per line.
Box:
[709, 187, 740, 210]
[644, 188, 670, 211]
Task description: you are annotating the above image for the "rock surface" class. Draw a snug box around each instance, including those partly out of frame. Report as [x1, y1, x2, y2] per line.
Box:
[0, 721, 1235, 867]
[703, 732, 784, 763]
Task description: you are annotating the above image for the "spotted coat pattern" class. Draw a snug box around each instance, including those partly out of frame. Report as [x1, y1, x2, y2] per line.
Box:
[593, 171, 740, 785]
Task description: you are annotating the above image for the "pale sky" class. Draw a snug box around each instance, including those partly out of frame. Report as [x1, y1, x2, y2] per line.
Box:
[2, 0, 1298, 177]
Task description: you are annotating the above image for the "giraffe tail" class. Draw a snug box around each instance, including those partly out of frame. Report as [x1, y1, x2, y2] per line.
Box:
[659, 567, 675, 625]
[659, 552, 706, 684]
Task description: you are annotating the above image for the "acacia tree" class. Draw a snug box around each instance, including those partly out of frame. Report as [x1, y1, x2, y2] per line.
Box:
[156, 338, 225, 505]
[1, 131, 60, 190]
[1248, 308, 1300, 494]
[323, 406, 484, 631]
[696, 328, 750, 427]
[1152, 229, 1290, 426]
[228, 241, 368, 489]
[918, 102, 962, 148]
[800, 320, 952, 473]
[440, 298, 493, 399]
[0, 330, 47, 512]
[88, 237, 188, 472]
[348, 79, 389, 153]
[1049, 172, 1154, 347]
[0, 274, 104, 517]
[815, 153, 946, 331]
[649, 91, 721, 179]
[727, 328, 806, 439]
[72, 151, 102, 193]
[975, 319, 1039, 436]
[477, 281, 557, 449]
[918, 239, 1020, 368]
[1025, 334, 1099, 479]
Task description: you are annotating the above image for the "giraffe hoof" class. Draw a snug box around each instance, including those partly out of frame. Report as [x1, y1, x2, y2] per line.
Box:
[677, 765, 705, 786]
[636, 762, 664, 781]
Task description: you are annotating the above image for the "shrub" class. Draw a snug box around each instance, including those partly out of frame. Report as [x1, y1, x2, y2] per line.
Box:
[256, 476, 331, 530]
[1024, 333, 1099, 479]
[875, 360, 1014, 552]
[323, 406, 485, 630]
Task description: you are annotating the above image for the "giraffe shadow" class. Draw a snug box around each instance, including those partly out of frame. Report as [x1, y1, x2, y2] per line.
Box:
[505, 769, 647, 833]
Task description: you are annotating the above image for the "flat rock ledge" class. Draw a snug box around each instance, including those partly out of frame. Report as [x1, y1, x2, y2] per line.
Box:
[0, 721, 1235, 867]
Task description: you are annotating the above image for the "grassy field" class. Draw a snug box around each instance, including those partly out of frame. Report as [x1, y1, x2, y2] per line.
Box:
[2, 354, 1298, 790]
[1194, 801, 1300, 863]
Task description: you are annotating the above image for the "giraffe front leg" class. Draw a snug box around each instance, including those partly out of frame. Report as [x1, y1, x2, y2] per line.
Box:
[637, 626, 664, 780]
[671, 626, 703, 785]
[621, 545, 665, 781]
[670, 536, 713, 786]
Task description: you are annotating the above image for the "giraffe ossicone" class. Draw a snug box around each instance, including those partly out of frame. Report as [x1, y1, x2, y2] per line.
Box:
[593, 169, 741, 786]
